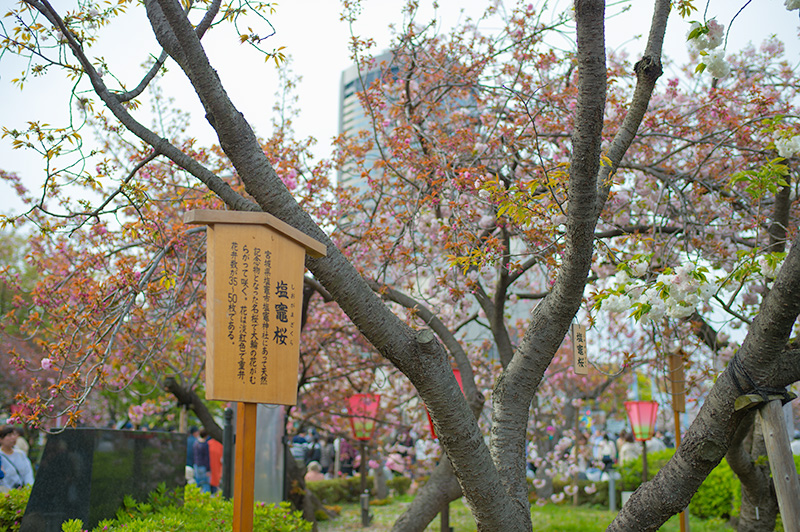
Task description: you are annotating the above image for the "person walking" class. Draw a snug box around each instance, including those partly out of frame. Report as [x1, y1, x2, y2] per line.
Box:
[207, 436, 223, 495]
[0, 426, 34, 491]
[319, 437, 334, 476]
[193, 429, 211, 493]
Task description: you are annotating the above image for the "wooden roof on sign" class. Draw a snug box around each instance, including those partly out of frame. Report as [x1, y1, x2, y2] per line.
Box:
[184, 210, 327, 258]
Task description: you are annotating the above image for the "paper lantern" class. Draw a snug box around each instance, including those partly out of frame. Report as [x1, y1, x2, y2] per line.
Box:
[347, 393, 381, 441]
[625, 400, 659, 441]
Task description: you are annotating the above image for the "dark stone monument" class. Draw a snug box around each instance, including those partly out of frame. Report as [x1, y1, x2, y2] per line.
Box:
[21, 428, 186, 532]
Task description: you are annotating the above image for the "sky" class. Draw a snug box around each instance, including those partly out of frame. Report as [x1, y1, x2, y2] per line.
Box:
[0, 0, 799, 217]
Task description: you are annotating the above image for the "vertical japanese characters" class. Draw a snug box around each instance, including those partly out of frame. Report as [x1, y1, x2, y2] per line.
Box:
[224, 240, 298, 387]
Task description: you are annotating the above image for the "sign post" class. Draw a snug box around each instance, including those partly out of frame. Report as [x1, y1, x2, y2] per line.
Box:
[668, 353, 690, 532]
[185, 210, 326, 532]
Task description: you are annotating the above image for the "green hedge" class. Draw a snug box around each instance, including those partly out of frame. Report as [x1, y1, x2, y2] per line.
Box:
[306, 475, 413, 504]
[617, 448, 738, 519]
[615, 449, 800, 521]
[0, 484, 311, 532]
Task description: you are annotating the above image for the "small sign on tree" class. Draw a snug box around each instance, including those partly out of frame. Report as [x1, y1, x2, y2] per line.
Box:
[571, 324, 588, 375]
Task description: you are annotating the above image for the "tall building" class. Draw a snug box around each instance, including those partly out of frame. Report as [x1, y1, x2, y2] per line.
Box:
[337, 50, 396, 194]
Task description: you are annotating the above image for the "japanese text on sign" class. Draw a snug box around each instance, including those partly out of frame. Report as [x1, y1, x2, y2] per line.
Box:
[571, 324, 588, 375]
[224, 242, 298, 386]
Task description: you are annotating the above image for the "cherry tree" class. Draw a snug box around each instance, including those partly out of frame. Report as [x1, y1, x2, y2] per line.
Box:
[1, 1, 800, 531]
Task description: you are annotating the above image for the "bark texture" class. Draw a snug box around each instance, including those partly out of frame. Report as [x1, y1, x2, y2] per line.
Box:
[391, 459, 462, 532]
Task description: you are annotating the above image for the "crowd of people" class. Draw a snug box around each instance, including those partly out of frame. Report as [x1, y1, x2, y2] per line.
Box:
[291, 425, 682, 486]
[289, 428, 439, 484]
[526, 427, 675, 482]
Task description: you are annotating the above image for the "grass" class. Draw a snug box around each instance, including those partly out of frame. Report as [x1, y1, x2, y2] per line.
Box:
[317, 497, 735, 531]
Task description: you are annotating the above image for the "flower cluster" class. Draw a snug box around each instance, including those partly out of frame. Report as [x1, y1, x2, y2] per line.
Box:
[599, 262, 714, 322]
[686, 20, 730, 79]
[687, 20, 724, 52]
[598, 254, 785, 323]
[773, 132, 800, 158]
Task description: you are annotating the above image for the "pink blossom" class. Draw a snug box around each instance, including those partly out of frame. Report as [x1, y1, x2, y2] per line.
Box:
[41, 358, 52, 370]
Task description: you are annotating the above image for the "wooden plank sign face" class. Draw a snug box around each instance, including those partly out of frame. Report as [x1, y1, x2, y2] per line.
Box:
[183, 206, 331, 405]
[206, 222, 305, 404]
[572, 324, 588, 375]
[668, 354, 686, 413]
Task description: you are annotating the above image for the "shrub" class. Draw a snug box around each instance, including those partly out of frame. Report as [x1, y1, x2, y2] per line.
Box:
[547, 478, 610, 508]
[0, 485, 31, 532]
[306, 475, 369, 504]
[617, 448, 677, 492]
[103, 484, 312, 531]
[35, 484, 311, 532]
[305, 474, 413, 504]
[616, 448, 739, 519]
[387, 475, 413, 496]
[615, 448, 800, 521]
[688, 460, 740, 520]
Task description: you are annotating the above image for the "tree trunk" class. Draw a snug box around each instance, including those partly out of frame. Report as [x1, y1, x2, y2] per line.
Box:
[391, 458, 462, 532]
[163, 376, 222, 441]
[726, 412, 779, 532]
[283, 442, 335, 532]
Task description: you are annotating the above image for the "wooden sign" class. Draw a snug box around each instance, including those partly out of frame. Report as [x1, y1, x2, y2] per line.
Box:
[571, 324, 588, 375]
[185, 210, 326, 405]
[668, 354, 686, 413]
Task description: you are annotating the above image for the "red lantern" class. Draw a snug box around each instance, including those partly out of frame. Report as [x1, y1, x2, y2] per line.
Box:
[625, 400, 659, 441]
[426, 369, 464, 438]
[347, 393, 381, 441]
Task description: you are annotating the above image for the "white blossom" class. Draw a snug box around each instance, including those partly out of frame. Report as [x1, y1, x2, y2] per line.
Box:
[666, 299, 695, 319]
[758, 256, 782, 277]
[613, 269, 630, 286]
[631, 261, 648, 277]
[603, 293, 632, 313]
[705, 50, 730, 79]
[774, 135, 800, 158]
[687, 20, 725, 52]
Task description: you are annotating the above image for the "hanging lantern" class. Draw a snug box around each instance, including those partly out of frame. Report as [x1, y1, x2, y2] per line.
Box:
[347, 393, 381, 441]
[426, 369, 463, 439]
[625, 400, 659, 441]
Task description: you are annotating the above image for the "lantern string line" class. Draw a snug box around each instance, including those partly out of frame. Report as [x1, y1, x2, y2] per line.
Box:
[728, 351, 790, 403]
